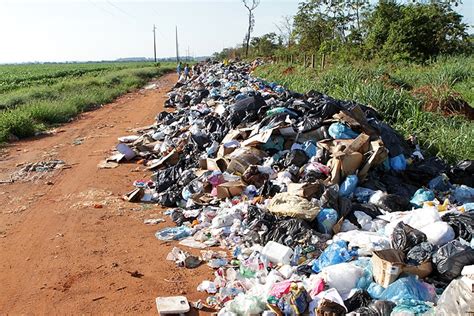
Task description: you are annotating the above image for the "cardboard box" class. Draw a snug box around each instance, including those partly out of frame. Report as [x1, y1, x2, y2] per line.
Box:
[287, 182, 321, 199]
[206, 158, 228, 172]
[216, 181, 246, 199]
[372, 249, 433, 288]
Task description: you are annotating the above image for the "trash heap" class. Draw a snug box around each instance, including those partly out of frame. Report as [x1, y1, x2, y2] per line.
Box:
[112, 61, 474, 315]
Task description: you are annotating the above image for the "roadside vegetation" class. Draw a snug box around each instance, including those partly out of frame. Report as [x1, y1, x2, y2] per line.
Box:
[0, 62, 174, 143]
[215, 0, 473, 163]
[254, 56, 474, 163]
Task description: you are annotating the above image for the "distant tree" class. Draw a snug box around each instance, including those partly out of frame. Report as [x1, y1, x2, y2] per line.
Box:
[250, 33, 281, 56]
[375, 2, 471, 61]
[242, 0, 260, 58]
[275, 15, 295, 48]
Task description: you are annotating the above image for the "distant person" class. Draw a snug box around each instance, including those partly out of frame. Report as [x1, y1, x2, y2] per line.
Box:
[184, 64, 190, 79]
[176, 62, 182, 77]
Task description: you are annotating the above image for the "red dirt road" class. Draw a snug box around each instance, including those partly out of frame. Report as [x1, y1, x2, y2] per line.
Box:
[0, 73, 213, 314]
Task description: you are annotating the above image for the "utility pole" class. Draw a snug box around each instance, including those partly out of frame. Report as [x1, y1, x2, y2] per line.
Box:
[152, 24, 157, 63]
[175, 26, 180, 63]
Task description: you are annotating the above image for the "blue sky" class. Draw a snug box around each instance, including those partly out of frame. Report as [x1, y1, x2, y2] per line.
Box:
[0, 0, 472, 63]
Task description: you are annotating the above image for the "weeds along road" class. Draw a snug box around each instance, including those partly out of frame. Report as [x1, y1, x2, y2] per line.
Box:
[0, 73, 213, 314]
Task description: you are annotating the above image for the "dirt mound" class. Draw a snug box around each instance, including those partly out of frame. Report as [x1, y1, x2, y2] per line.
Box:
[282, 66, 295, 75]
[413, 85, 474, 120]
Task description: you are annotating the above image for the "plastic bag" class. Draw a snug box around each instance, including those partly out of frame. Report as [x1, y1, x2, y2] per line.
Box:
[328, 122, 359, 139]
[323, 263, 364, 298]
[406, 242, 434, 265]
[312, 240, 357, 273]
[428, 174, 451, 191]
[432, 240, 474, 281]
[268, 192, 320, 221]
[339, 175, 358, 197]
[441, 212, 474, 240]
[378, 276, 436, 303]
[155, 226, 192, 241]
[391, 222, 427, 252]
[452, 185, 474, 204]
[436, 277, 474, 315]
[316, 208, 339, 235]
[390, 154, 407, 172]
[284, 149, 309, 168]
[448, 159, 474, 187]
[419, 221, 455, 246]
[343, 290, 371, 312]
[410, 188, 435, 207]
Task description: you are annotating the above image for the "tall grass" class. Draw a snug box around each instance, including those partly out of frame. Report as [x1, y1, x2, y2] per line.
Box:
[0, 64, 174, 143]
[254, 56, 474, 163]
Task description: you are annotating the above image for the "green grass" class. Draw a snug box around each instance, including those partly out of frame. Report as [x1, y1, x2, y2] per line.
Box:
[253, 56, 474, 163]
[0, 62, 174, 142]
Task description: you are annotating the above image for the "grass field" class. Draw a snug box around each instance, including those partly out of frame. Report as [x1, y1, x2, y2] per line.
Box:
[254, 55, 474, 163]
[0, 62, 174, 142]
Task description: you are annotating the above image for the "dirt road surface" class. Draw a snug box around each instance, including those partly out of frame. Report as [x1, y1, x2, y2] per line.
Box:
[0, 73, 214, 314]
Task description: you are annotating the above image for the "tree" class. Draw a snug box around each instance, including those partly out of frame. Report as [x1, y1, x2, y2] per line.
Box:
[242, 0, 260, 57]
[275, 15, 295, 48]
[364, 2, 471, 61]
[250, 33, 281, 56]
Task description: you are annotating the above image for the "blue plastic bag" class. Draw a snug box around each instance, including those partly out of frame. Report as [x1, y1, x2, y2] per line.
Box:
[302, 140, 317, 158]
[378, 276, 437, 303]
[389, 154, 406, 171]
[339, 175, 359, 197]
[311, 240, 357, 273]
[316, 208, 338, 234]
[453, 185, 474, 204]
[328, 122, 359, 139]
[410, 188, 435, 207]
[354, 187, 376, 203]
[155, 226, 192, 241]
[428, 174, 452, 191]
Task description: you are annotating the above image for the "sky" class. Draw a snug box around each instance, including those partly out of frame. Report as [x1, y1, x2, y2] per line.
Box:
[0, 0, 472, 63]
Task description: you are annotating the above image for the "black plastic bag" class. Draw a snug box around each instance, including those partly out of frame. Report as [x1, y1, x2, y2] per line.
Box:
[406, 242, 435, 265]
[158, 190, 181, 207]
[284, 149, 308, 168]
[370, 300, 396, 316]
[373, 193, 410, 213]
[155, 164, 182, 192]
[448, 160, 474, 187]
[391, 222, 427, 252]
[441, 212, 474, 241]
[343, 290, 371, 312]
[432, 240, 474, 281]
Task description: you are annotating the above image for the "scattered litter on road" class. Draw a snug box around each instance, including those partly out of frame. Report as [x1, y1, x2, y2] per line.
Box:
[112, 61, 474, 314]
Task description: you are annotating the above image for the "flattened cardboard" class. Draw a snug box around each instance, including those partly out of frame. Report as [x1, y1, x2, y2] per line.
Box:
[241, 129, 274, 147]
[147, 149, 179, 170]
[341, 152, 364, 177]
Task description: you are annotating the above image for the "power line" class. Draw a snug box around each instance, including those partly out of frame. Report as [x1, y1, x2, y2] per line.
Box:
[105, 0, 137, 20]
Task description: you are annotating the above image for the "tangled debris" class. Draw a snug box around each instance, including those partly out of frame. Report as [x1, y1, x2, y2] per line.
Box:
[112, 61, 474, 315]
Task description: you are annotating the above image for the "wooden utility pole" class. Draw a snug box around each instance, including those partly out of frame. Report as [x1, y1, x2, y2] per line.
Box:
[153, 24, 157, 63]
[175, 26, 180, 63]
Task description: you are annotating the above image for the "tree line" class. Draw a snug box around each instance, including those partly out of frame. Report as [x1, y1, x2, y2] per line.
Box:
[214, 0, 473, 63]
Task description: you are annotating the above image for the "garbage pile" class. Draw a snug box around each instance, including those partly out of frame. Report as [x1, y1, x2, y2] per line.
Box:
[112, 61, 474, 315]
